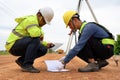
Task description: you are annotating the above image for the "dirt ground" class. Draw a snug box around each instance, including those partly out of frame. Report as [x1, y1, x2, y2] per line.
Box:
[0, 53, 120, 80]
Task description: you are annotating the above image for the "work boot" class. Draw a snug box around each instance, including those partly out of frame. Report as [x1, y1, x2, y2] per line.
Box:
[97, 60, 109, 69]
[16, 59, 40, 73]
[15, 59, 24, 68]
[21, 66, 40, 73]
[78, 63, 100, 72]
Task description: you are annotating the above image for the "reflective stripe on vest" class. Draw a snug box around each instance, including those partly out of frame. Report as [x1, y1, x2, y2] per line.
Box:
[12, 29, 24, 37]
[26, 24, 38, 30]
[79, 22, 115, 45]
[102, 38, 115, 45]
[6, 42, 10, 45]
[79, 22, 87, 33]
[12, 24, 38, 37]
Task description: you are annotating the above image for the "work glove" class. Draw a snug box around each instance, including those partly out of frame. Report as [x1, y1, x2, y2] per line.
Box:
[59, 56, 66, 68]
[47, 43, 55, 48]
[56, 61, 65, 71]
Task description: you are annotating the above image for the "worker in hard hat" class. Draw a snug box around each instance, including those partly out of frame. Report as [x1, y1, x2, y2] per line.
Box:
[59, 10, 115, 72]
[5, 7, 54, 73]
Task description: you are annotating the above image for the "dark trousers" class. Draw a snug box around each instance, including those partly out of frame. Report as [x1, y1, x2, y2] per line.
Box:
[77, 37, 114, 63]
[10, 37, 47, 67]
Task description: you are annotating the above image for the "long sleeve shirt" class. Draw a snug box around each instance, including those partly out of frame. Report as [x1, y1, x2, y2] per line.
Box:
[64, 22, 110, 64]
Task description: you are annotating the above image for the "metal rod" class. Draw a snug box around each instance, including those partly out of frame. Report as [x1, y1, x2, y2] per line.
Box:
[65, 33, 74, 55]
[71, 19, 77, 45]
[74, 32, 77, 45]
[77, 0, 82, 13]
[85, 0, 98, 23]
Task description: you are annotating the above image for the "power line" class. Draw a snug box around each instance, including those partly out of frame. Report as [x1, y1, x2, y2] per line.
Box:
[0, 0, 18, 18]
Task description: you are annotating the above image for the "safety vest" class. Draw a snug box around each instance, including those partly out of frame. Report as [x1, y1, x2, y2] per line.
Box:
[5, 15, 47, 51]
[79, 22, 115, 46]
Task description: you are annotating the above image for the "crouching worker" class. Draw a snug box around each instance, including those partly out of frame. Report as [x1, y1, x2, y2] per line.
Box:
[5, 7, 54, 73]
[59, 10, 115, 72]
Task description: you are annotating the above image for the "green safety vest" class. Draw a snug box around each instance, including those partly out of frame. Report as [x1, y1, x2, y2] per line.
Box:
[79, 22, 115, 46]
[5, 15, 47, 51]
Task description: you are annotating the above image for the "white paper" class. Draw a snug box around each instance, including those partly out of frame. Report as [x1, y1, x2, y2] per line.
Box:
[51, 43, 63, 51]
[44, 60, 69, 72]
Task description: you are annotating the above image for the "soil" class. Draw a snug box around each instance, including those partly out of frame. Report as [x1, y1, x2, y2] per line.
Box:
[0, 53, 120, 80]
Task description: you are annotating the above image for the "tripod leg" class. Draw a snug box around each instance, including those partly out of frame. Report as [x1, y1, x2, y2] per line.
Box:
[65, 32, 74, 55]
[85, 0, 98, 23]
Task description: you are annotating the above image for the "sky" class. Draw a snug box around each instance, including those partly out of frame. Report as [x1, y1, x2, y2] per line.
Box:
[0, 0, 120, 51]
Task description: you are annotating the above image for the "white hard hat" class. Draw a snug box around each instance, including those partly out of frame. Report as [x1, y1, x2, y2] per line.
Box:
[39, 7, 54, 24]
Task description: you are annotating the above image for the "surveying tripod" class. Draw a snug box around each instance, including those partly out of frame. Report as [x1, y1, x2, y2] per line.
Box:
[65, 0, 98, 54]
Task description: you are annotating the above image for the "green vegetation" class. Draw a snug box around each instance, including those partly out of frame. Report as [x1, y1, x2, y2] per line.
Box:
[114, 34, 120, 55]
[0, 50, 10, 55]
[47, 49, 57, 53]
